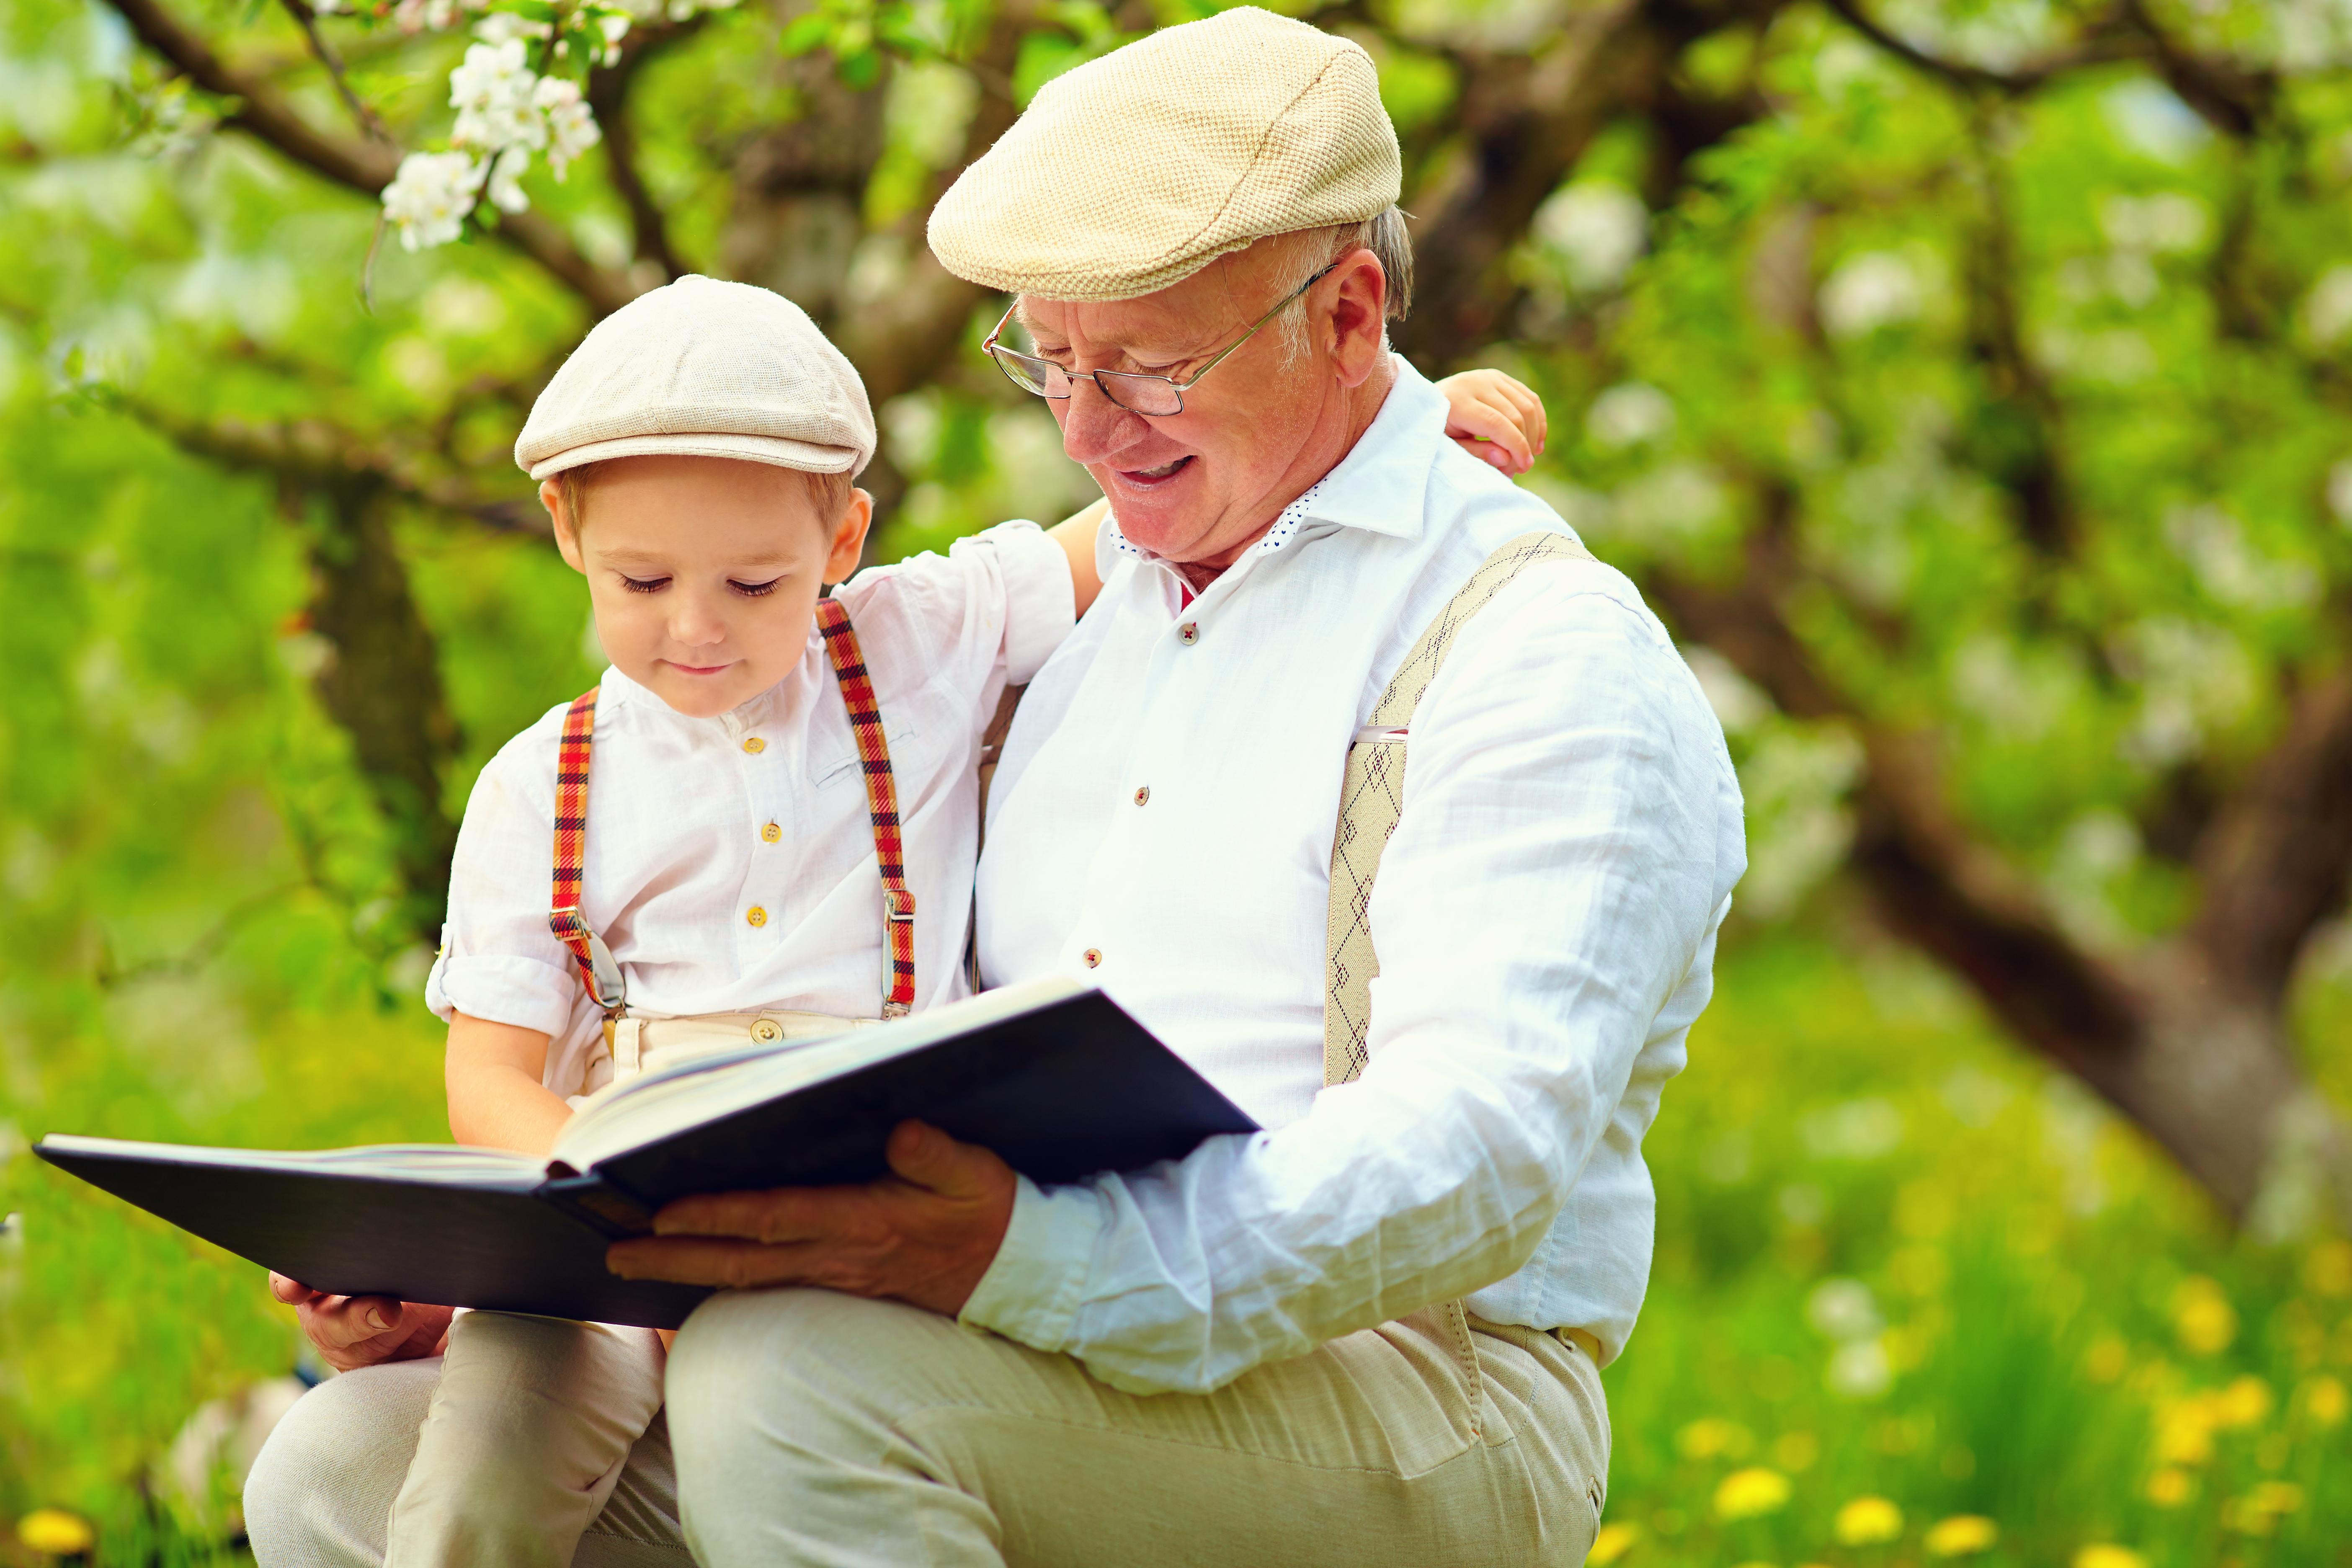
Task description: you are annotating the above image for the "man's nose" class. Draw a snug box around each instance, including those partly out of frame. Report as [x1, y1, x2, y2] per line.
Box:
[1056, 377, 1149, 467]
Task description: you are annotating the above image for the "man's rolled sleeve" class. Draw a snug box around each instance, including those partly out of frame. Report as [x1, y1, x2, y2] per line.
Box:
[958, 1175, 1103, 1350]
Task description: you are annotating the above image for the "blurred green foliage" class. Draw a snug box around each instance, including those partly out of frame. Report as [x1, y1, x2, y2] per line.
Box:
[5, 0, 2352, 1559]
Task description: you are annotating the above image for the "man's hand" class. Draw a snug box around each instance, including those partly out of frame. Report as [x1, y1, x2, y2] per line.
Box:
[269, 1275, 455, 1372]
[606, 1120, 1016, 1318]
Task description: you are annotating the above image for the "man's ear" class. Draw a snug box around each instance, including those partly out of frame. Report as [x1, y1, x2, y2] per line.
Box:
[1323, 248, 1390, 390]
[825, 488, 875, 583]
[543, 479, 587, 574]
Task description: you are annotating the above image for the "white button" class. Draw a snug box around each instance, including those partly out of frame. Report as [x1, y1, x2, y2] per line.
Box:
[1178, 622, 1199, 645]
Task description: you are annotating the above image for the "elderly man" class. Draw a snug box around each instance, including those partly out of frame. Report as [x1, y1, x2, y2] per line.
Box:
[247, 8, 1743, 1565]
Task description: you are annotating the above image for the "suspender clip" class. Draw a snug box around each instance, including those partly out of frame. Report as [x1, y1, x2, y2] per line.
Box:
[885, 889, 917, 922]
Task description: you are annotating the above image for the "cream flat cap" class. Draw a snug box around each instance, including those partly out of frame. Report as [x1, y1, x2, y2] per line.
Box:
[514, 275, 876, 481]
[928, 7, 1400, 301]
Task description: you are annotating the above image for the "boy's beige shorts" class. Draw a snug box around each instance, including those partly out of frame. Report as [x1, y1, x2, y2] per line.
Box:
[246, 1288, 1609, 1568]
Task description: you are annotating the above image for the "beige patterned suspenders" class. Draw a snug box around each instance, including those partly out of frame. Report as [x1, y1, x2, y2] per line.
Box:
[1322, 531, 1593, 1088]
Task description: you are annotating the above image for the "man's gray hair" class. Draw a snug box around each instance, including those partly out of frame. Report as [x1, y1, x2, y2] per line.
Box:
[1271, 205, 1413, 364]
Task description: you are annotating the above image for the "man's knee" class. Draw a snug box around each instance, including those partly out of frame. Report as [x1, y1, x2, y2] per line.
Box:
[667, 1292, 978, 1485]
[245, 1362, 438, 1568]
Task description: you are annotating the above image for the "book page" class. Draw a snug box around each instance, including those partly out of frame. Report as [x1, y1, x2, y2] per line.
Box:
[33, 1135, 549, 1189]
[548, 975, 1090, 1177]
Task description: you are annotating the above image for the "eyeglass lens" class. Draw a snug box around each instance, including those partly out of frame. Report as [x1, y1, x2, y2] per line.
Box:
[989, 348, 1184, 417]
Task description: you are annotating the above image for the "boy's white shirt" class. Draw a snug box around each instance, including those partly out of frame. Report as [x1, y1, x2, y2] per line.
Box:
[426, 520, 1076, 1098]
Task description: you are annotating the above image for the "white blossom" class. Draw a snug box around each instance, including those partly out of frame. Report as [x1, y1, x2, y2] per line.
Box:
[449, 39, 544, 155]
[2301, 263, 2352, 348]
[381, 151, 482, 252]
[1585, 382, 1675, 449]
[485, 145, 531, 213]
[475, 10, 552, 44]
[2328, 458, 2352, 526]
[535, 75, 601, 177]
[1820, 250, 1923, 339]
[2097, 191, 2210, 254]
[1532, 180, 1648, 292]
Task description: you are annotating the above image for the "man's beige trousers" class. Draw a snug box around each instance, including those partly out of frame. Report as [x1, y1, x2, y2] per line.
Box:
[246, 1289, 1608, 1568]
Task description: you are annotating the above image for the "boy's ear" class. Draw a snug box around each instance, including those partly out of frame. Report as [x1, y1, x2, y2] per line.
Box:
[543, 479, 587, 573]
[825, 488, 874, 584]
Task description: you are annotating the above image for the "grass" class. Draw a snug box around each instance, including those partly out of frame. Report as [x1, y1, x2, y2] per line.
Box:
[1, 930, 2346, 1565]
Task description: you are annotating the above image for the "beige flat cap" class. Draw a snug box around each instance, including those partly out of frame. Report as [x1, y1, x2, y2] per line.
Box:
[928, 7, 1400, 302]
[515, 275, 876, 481]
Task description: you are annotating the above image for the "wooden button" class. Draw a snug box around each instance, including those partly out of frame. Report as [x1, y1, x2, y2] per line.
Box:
[1082, 948, 1101, 969]
[1177, 622, 1199, 645]
[1133, 786, 1150, 806]
[761, 822, 783, 843]
[746, 906, 768, 928]
[742, 736, 766, 754]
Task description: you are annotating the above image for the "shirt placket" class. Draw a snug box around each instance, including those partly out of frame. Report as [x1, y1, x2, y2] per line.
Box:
[719, 704, 785, 947]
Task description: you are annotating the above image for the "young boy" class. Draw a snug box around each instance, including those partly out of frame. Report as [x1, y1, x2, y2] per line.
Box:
[374, 273, 1547, 1567]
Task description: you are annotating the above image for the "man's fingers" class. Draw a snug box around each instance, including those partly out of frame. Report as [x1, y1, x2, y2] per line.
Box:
[607, 1235, 819, 1289]
[651, 1187, 840, 1244]
[883, 1119, 974, 1191]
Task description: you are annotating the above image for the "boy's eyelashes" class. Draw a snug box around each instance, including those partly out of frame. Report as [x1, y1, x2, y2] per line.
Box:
[614, 574, 787, 598]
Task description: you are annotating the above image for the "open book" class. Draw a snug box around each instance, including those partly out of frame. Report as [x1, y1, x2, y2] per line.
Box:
[35, 977, 1258, 1329]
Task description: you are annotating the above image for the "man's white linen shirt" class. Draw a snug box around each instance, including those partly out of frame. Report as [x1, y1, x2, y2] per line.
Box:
[426, 522, 1073, 1097]
[967, 361, 1746, 1396]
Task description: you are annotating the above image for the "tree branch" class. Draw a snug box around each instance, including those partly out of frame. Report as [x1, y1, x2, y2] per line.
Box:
[1645, 491, 2144, 1071]
[101, 0, 639, 315]
[275, 0, 395, 146]
[586, 16, 707, 281]
[2190, 658, 2352, 1001]
[1818, 0, 2132, 94]
[1390, 0, 1681, 366]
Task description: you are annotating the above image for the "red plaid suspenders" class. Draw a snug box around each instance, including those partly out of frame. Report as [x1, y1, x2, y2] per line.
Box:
[814, 597, 918, 1017]
[546, 596, 918, 1021]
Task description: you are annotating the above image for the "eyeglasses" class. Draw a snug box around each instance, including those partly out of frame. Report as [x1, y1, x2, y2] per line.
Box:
[981, 265, 1337, 417]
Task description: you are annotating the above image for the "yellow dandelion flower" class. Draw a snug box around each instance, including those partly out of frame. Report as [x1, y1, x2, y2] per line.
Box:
[1923, 1515, 2000, 1556]
[2145, 1467, 2195, 1506]
[2301, 1372, 2347, 1429]
[2154, 1395, 2216, 1465]
[2074, 1546, 2148, 1568]
[2171, 1277, 2236, 1355]
[1713, 1467, 1792, 1520]
[1586, 1522, 1640, 1565]
[2306, 1239, 2352, 1297]
[2214, 1375, 2272, 1428]
[1677, 1417, 1752, 1461]
[16, 1509, 96, 1556]
[1833, 1496, 1905, 1545]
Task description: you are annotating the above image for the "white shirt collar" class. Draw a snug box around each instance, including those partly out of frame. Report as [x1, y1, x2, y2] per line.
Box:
[1099, 355, 1447, 570]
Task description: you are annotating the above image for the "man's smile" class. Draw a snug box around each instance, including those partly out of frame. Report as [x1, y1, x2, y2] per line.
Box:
[1115, 455, 1194, 487]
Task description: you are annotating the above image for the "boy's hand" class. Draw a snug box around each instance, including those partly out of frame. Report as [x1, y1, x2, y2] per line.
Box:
[270, 1273, 454, 1371]
[1435, 368, 1547, 476]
